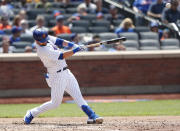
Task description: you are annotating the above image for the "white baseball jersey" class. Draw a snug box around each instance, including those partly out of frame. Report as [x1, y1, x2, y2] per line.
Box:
[36, 36, 68, 73]
[30, 35, 87, 117]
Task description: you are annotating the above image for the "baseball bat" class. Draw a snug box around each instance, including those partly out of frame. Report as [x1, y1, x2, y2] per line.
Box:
[86, 37, 126, 48]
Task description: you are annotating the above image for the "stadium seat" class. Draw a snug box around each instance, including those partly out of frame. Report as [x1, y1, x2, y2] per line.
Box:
[42, 14, 54, 21]
[48, 20, 56, 28]
[12, 48, 25, 53]
[140, 32, 159, 40]
[51, 2, 65, 8]
[119, 32, 139, 41]
[0, 35, 3, 42]
[161, 39, 180, 50]
[89, 27, 109, 33]
[122, 40, 139, 51]
[64, 21, 70, 26]
[71, 27, 88, 33]
[11, 2, 20, 8]
[72, 20, 90, 27]
[67, 2, 82, 7]
[112, 19, 123, 27]
[27, 9, 46, 20]
[13, 2, 35, 9]
[3, 29, 11, 35]
[13, 41, 32, 49]
[80, 14, 97, 21]
[48, 20, 69, 28]
[28, 20, 37, 28]
[105, 43, 114, 49]
[63, 14, 73, 20]
[105, 14, 124, 20]
[66, 8, 77, 14]
[104, 14, 111, 19]
[9, 16, 14, 21]
[139, 39, 160, 50]
[27, 3, 35, 8]
[20, 35, 34, 43]
[92, 20, 110, 27]
[57, 34, 72, 41]
[99, 33, 117, 41]
[46, 8, 66, 14]
[135, 26, 150, 33]
[12, 8, 20, 14]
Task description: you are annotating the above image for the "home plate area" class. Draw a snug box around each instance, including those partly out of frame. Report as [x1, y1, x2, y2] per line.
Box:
[1, 116, 180, 131]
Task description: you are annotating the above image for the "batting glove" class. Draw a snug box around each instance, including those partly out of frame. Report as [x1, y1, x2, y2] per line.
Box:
[79, 45, 87, 51]
[72, 45, 86, 53]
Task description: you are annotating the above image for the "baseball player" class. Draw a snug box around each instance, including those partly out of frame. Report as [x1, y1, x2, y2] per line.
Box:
[24, 28, 103, 124]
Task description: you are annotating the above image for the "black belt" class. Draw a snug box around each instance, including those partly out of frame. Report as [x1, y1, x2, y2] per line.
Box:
[57, 67, 68, 73]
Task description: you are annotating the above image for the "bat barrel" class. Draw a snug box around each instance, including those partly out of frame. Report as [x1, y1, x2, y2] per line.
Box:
[101, 37, 127, 44]
[85, 37, 126, 48]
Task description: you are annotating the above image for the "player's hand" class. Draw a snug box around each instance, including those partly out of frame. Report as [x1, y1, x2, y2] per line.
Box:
[79, 45, 87, 51]
[72, 45, 87, 53]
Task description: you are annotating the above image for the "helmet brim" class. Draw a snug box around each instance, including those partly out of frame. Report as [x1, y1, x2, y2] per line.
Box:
[39, 36, 49, 43]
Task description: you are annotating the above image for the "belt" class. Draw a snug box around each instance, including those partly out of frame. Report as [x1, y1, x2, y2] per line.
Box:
[57, 67, 68, 73]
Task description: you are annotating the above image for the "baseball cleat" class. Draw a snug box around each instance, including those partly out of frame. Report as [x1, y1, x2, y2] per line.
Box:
[24, 111, 34, 124]
[87, 116, 103, 124]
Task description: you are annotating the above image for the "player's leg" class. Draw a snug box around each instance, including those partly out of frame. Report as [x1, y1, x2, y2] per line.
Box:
[65, 70, 103, 124]
[24, 74, 67, 124]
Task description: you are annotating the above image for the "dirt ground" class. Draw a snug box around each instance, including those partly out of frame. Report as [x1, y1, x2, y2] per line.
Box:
[1, 116, 180, 131]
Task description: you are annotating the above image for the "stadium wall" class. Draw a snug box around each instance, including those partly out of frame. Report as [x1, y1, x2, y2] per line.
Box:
[0, 51, 180, 97]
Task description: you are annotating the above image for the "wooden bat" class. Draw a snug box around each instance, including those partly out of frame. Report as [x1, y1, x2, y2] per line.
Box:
[86, 37, 126, 48]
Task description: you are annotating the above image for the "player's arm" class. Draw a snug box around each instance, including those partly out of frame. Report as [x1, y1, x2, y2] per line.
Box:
[42, 45, 85, 60]
[59, 48, 79, 59]
[54, 37, 78, 49]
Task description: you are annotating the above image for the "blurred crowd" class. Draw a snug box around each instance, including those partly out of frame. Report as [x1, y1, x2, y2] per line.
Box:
[0, 0, 179, 53]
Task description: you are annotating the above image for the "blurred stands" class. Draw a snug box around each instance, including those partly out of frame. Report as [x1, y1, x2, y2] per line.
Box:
[0, 0, 179, 53]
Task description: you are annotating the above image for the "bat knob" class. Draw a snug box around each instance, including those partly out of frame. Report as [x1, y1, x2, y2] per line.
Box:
[121, 37, 127, 41]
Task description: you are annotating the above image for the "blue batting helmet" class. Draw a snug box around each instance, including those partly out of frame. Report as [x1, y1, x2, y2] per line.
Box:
[33, 28, 49, 43]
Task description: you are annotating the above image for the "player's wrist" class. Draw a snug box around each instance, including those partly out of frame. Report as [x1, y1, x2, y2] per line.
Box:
[72, 47, 80, 54]
[68, 42, 74, 48]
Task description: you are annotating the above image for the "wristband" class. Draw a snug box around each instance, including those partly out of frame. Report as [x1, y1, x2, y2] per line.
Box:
[58, 53, 64, 60]
[73, 47, 80, 53]
[68, 42, 74, 48]
[55, 38, 63, 48]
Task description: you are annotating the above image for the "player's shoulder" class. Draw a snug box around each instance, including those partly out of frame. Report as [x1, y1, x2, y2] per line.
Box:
[48, 35, 58, 43]
[49, 35, 65, 44]
[48, 35, 56, 40]
[37, 45, 52, 57]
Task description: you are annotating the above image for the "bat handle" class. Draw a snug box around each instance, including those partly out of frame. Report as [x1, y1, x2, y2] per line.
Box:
[86, 43, 102, 48]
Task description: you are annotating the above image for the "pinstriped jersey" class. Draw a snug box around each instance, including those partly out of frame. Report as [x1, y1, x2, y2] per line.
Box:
[35, 35, 67, 73]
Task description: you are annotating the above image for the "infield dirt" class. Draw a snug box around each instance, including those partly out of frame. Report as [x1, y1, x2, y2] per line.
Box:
[1, 116, 180, 131]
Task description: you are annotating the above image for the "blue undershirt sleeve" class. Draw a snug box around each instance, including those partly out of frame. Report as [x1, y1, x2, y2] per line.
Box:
[55, 38, 64, 48]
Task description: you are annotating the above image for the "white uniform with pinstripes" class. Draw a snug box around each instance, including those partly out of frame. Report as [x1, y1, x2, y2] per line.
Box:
[30, 36, 87, 117]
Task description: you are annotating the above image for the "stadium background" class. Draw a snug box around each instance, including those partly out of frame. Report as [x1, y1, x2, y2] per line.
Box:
[0, 0, 179, 97]
[0, 0, 180, 130]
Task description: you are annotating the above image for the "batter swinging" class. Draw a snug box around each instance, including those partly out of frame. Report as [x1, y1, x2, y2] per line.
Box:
[24, 28, 103, 124]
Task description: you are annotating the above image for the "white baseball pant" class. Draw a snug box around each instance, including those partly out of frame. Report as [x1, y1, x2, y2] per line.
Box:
[30, 69, 88, 117]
